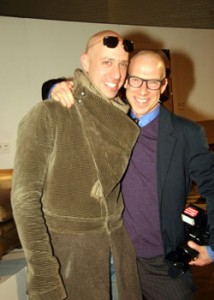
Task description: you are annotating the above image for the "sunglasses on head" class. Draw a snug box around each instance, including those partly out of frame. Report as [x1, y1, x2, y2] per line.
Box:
[103, 36, 134, 53]
[88, 36, 134, 53]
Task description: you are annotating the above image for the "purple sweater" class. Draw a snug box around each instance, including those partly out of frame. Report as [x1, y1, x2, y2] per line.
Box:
[122, 116, 164, 257]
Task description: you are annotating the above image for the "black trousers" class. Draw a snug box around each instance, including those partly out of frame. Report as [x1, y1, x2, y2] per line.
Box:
[137, 256, 195, 300]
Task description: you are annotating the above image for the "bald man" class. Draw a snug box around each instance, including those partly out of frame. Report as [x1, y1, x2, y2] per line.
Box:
[11, 31, 142, 300]
[122, 50, 214, 299]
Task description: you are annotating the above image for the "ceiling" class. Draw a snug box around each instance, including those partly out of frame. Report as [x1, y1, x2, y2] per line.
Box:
[1, 0, 214, 29]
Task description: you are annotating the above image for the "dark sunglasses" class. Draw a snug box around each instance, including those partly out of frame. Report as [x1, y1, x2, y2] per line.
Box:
[103, 36, 134, 53]
[88, 36, 134, 53]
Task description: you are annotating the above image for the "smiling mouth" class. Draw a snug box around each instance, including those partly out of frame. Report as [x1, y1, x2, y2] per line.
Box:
[135, 97, 148, 103]
[105, 82, 118, 90]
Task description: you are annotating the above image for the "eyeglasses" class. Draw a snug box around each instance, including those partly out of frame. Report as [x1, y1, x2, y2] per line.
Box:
[88, 36, 134, 53]
[127, 75, 165, 90]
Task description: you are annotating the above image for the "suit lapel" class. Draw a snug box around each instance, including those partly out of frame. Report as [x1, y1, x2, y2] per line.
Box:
[157, 106, 177, 200]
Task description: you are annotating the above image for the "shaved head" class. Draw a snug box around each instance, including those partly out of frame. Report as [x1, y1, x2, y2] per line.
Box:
[85, 30, 123, 53]
[124, 50, 168, 117]
[81, 30, 130, 99]
[129, 50, 167, 78]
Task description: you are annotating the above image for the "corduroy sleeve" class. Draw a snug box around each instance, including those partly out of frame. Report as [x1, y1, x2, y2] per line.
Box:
[11, 102, 67, 300]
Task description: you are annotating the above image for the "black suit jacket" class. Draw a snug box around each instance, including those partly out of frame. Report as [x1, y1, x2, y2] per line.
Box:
[157, 105, 214, 254]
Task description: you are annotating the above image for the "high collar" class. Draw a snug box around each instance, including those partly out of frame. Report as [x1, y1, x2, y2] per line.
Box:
[73, 68, 130, 114]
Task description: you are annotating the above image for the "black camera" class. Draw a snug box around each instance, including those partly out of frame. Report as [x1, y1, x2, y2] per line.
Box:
[165, 204, 210, 278]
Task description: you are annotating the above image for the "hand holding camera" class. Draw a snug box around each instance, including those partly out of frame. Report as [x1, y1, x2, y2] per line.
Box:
[165, 204, 210, 278]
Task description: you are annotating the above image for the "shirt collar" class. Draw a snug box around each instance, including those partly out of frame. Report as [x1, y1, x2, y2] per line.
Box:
[129, 104, 160, 127]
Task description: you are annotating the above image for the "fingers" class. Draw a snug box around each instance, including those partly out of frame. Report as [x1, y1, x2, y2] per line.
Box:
[52, 90, 74, 108]
[188, 240, 199, 251]
[189, 256, 198, 265]
[187, 242, 213, 266]
[66, 80, 74, 90]
[188, 240, 201, 265]
[51, 81, 75, 108]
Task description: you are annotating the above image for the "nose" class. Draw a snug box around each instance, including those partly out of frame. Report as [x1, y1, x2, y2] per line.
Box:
[139, 81, 148, 94]
[111, 64, 121, 80]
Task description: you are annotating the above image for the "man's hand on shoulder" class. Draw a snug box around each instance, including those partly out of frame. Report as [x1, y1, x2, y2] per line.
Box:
[51, 80, 75, 108]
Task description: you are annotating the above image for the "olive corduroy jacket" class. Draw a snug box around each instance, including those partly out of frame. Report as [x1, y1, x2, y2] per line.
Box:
[12, 70, 142, 300]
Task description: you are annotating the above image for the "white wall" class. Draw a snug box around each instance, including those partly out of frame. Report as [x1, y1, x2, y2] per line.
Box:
[0, 17, 214, 169]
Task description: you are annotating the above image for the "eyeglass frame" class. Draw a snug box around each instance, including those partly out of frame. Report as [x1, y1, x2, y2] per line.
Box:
[127, 75, 166, 90]
[87, 36, 134, 53]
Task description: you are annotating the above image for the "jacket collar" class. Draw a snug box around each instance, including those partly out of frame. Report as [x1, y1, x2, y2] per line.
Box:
[73, 68, 130, 114]
[157, 105, 177, 200]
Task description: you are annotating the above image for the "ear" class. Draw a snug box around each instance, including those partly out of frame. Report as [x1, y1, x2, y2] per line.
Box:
[160, 78, 168, 94]
[80, 53, 89, 72]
